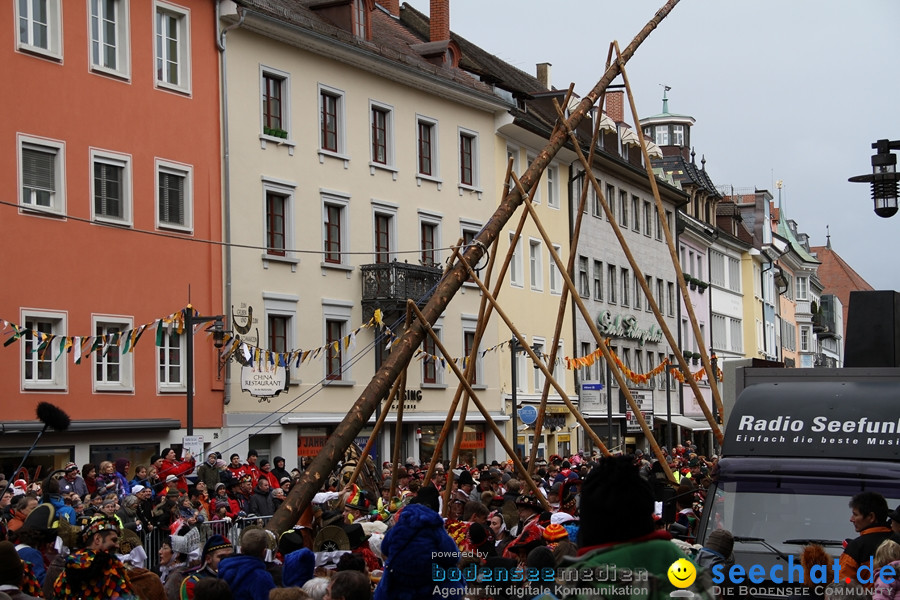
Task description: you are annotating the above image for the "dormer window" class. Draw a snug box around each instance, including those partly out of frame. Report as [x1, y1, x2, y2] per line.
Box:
[353, 0, 366, 38]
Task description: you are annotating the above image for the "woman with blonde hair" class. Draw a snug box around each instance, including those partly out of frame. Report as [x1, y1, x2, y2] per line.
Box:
[873, 539, 900, 600]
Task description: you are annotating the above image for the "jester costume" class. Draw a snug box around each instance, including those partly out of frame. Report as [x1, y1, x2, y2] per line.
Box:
[53, 549, 134, 599]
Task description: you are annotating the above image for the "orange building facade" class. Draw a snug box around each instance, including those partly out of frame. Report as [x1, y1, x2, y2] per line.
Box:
[1, 1, 223, 475]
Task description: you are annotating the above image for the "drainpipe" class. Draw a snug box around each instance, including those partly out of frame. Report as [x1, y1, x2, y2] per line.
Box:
[216, 1, 244, 405]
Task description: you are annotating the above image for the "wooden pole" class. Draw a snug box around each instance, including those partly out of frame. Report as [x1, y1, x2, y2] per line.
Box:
[266, 0, 681, 536]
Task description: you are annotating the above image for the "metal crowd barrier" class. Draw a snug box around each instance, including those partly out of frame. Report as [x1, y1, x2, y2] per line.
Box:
[140, 515, 273, 573]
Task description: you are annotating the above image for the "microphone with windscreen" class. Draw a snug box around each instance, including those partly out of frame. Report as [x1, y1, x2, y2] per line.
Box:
[1, 402, 71, 498]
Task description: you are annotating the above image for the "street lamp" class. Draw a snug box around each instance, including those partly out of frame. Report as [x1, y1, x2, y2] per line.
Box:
[184, 306, 225, 436]
[849, 139, 900, 218]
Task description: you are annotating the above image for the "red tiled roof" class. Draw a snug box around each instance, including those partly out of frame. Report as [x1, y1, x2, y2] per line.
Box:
[809, 245, 874, 339]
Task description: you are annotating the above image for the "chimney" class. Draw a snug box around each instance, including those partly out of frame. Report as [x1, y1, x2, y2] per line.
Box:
[382, 0, 399, 17]
[430, 0, 449, 42]
[605, 90, 625, 123]
[536, 62, 552, 89]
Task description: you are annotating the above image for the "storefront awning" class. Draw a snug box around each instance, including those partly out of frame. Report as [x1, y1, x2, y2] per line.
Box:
[654, 415, 712, 431]
[280, 412, 509, 425]
[0, 419, 182, 433]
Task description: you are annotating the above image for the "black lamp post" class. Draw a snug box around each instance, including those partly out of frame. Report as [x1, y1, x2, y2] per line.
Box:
[849, 139, 900, 218]
[184, 306, 225, 436]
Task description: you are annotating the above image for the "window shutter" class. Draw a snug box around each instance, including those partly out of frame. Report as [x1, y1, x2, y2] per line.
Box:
[22, 148, 55, 192]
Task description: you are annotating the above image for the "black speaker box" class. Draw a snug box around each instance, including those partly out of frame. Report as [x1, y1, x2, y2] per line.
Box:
[844, 290, 900, 367]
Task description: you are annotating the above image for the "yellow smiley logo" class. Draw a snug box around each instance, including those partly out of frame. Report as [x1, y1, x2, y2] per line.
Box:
[667, 558, 697, 588]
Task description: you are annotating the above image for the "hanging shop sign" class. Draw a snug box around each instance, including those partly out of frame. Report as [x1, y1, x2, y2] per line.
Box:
[240, 365, 289, 399]
[597, 311, 663, 345]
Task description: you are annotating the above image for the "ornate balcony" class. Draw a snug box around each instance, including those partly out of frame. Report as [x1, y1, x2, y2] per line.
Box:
[361, 261, 443, 320]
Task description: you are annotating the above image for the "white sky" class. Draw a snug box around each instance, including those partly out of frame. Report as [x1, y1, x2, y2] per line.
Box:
[405, 0, 900, 291]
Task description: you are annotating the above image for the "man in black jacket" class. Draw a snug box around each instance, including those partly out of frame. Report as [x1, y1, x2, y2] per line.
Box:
[247, 477, 276, 516]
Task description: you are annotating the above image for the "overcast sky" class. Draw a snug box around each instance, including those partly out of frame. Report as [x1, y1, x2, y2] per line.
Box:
[405, 0, 900, 292]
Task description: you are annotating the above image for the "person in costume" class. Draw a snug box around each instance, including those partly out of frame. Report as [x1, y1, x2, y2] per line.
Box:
[178, 535, 233, 600]
[53, 515, 135, 599]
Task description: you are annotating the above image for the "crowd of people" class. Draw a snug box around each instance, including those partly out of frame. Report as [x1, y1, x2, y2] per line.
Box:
[1, 439, 896, 600]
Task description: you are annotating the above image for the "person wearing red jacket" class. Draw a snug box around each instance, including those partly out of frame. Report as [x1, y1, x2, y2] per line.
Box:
[258, 460, 280, 489]
[157, 447, 195, 494]
[245, 450, 262, 487]
[227, 453, 248, 482]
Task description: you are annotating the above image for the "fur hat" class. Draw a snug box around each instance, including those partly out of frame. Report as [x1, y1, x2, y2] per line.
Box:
[0, 541, 24, 586]
[705, 529, 734, 558]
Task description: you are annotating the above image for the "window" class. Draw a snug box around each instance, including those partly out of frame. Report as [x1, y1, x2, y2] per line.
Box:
[667, 281, 676, 315]
[264, 293, 298, 378]
[319, 85, 345, 155]
[578, 256, 589, 297]
[665, 210, 673, 238]
[266, 190, 287, 256]
[506, 145, 520, 188]
[645, 275, 653, 312]
[529, 239, 543, 291]
[621, 268, 630, 307]
[546, 164, 559, 208]
[710, 250, 725, 286]
[608, 265, 617, 303]
[22, 310, 66, 390]
[325, 319, 344, 380]
[800, 326, 811, 353]
[91, 149, 132, 226]
[796, 276, 809, 301]
[654, 206, 662, 240]
[656, 278, 664, 311]
[643, 201, 652, 236]
[635, 350, 645, 387]
[460, 221, 481, 284]
[352, 0, 367, 37]
[15, 0, 62, 59]
[580, 341, 593, 381]
[527, 155, 540, 203]
[712, 314, 727, 351]
[550, 245, 562, 295]
[634, 274, 641, 310]
[154, 1, 191, 92]
[422, 327, 444, 385]
[157, 325, 185, 392]
[632, 195, 640, 230]
[730, 318, 743, 353]
[672, 125, 684, 146]
[510, 234, 523, 287]
[322, 191, 349, 266]
[156, 159, 192, 231]
[604, 184, 615, 219]
[19, 135, 65, 214]
[462, 320, 483, 386]
[90, 0, 129, 76]
[459, 129, 478, 188]
[728, 257, 742, 292]
[370, 101, 394, 168]
[268, 314, 289, 357]
[261, 178, 296, 263]
[94, 318, 134, 392]
[590, 182, 602, 218]
[417, 117, 438, 178]
[532, 339, 545, 392]
[323, 299, 353, 382]
[261, 67, 290, 138]
[593, 260, 603, 300]
[373, 207, 395, 264]
[655, 127, 668, 146]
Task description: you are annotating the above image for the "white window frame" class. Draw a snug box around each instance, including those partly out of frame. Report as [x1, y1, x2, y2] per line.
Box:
[416, 115, 440, 185]
[18, 134, 66, 216]
[318, 83, 348, 161]
[527, 154, 540, 204]
[529, 238, 543, 291]
[462, 315, 484, 388]
[261, 176, 298, 267]
[322, 299, 354, 384]
[796, 276, 809, 301]
[369, 100, 395, 173]
[90, 148, 133, 226]
[21, 309, 67, 391]
[592, 259, 603, 301]
[92, 314, 134, 393]
[621, 267, 630, 307]
[260, 65, 292, 142]
[509, 233, 523, 288]
[800, 325, 811, 353]
[371, 200, 398, 264]
[655, 127, 669, 146]
[157, 321, 186, 393]
[418, 210, 442, 268]
[672, 125, 684, 146]
[457, 127, 480, 193]
[88, 0, 130, 79]
[153, 1, 191, 94]
[264, 292, 299, 384]
[15, 0, 63, 60]
[321, 188, 351, 269]
[155, 158, 193, 232]
[550, 244, 562, 295]
[460, 220, 481, 287]
[546, 164, 560, 209]
[515, 338, 529, 393]
[554, 340, 565, 388]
